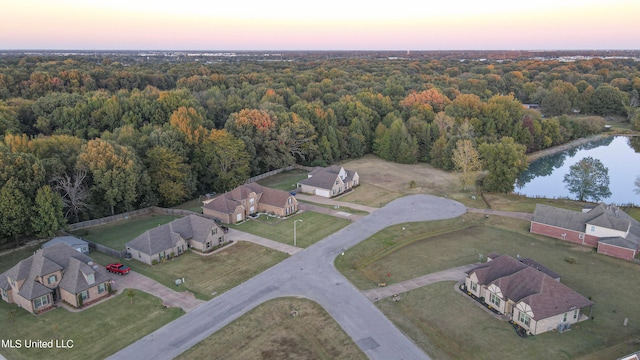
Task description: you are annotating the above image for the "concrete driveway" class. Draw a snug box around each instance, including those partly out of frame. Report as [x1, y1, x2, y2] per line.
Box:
[108, 194, 466, 360]
[111, 271, 204, 313]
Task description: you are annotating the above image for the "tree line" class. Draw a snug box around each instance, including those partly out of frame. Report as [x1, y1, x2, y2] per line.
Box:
[0, 55, 638, 245]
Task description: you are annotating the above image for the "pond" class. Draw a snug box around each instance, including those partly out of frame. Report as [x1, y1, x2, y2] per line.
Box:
[515, 136, 640, 206]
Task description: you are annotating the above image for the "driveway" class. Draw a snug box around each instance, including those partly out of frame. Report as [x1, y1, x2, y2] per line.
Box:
[111, 271, 204, 313]
[108, 194, 467, 360]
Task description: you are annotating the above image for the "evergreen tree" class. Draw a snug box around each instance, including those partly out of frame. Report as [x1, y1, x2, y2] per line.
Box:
[32, 185, 66, 237]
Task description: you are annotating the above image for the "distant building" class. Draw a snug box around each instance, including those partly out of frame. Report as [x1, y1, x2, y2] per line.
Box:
[202, 183, 297, 224]
[530, 203, 640, 261]
[297, 166, 359, 198]
[42, 236, 90, 255]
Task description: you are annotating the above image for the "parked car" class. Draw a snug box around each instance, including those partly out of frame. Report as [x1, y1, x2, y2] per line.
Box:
[106, 263, 130, 275]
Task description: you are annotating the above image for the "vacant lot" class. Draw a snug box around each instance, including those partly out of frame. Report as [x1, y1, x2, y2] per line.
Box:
[71, 213, 179, 250]
[337, 213, 640, 359]
[230, 211, 350, 248]
[257, 169, 309, 191]
[179, 297, 367, 360]
[0, 290, 182, 360]
[89, 242, 288, 300]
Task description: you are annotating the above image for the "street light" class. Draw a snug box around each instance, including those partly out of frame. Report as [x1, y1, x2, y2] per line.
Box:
[294, 219, 303, 247]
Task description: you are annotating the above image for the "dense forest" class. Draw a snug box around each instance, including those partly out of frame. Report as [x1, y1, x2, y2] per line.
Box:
[1, 52, 639, 245]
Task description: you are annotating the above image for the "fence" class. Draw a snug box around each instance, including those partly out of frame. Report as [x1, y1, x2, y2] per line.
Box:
[87, 241, 127, 259]
[67, 207, 203, 231]
[245, 164, 315, 184]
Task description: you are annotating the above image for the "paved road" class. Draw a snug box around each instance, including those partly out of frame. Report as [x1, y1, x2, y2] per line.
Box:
[108, 194, 466, 360]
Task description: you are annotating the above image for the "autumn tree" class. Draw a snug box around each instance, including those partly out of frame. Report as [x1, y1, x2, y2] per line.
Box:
[77, 139, 144, 215]
[452, 139, 481, 190]
[32, 185, 66, 237]
[145, 146, 195, 207]
[478, 137, 528, 193]
[563, 157, 611, 202]
[197, 129, 250, 192]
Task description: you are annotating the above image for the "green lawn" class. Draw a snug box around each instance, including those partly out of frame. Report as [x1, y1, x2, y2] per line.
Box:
[0, 290, 182, 360]
[337, 213, 640, 359]
[229, 211, 350, 248]
[179, 297, 367, 360]
[71, 214, 179, 250]
[256, 169, 308, 191]
[89, 242, 288, 300]
[0, 245, 41, 273]
[172, 197, 203, 213]
[298, 200, 369, 215]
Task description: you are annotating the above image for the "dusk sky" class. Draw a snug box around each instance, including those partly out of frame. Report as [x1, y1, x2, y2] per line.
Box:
[2, 0, 639, 50]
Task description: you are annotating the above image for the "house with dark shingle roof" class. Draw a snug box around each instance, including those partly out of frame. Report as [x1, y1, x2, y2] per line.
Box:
[202, 183, 297, 224]
[297, 165, 359, 198]
[0, 243, 111, 314]
[531, 203, 640, 261]
[465, 253, 593, 335]
[42, 236, 90, 255]
[126, 215, 226, 265]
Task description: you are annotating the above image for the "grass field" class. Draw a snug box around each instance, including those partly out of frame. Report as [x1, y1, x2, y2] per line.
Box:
[229, 211, 350, 248]
[0, 290, 182, 360]
[298, 200, 369, 215]
[178, 297, 367, 360]
[336, 213, 640, 359]
[71, 214, 179, 249]
[172, 197, 203, 213]
[257, 169, 309, 191]
[0, 244, 41, 273]
[89, 242, 288, 300]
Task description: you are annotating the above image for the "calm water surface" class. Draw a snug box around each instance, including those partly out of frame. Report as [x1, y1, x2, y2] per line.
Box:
[515, 136, 640, 205]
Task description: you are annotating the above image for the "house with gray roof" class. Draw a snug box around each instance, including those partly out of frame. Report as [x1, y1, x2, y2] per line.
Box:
[0, 243, 111, 314]
[126, 215, 226, 265]
[42, 236, 90, 255]
[531, 203, 640, 261]
[464, 253, 593, 335]
[202, 183, 297, 224]
[297, 165, 359, 198]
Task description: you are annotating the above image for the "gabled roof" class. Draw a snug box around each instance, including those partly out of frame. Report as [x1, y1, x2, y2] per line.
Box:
[203, 183, 292, 215]
[299, 165, 358, 191]
[0, 243, 104, 300]
[467, 254, 593, 319]
[42, 236, 88, 250]
[59, 257, 110, 294]
[532, 203, 640, 249]
[127, 215, 219, 253]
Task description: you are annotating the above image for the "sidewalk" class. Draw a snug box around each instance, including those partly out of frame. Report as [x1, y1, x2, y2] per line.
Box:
[362, 263, 479, 301]
[467, 208, 533, 221]
[224, 229, 303, 255]
[294, 193, 378, 213]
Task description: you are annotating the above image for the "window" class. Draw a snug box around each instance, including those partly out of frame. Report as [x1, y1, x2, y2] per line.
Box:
[86, 273, 95, 284]
[335, 180, 339, 185]
[590, 225, 595, 232]
[579, 233, 585, 240]
[34, 295, 50, 309]
[211, 228, 217, 235]
[206, 242, 211, 248]
[470, 281, 477, 292]
[47, 274, 57, 285]
[490, 293, 501, 307]
[288, 197, 292, 204]
[518, 312, 531, 326]
[98, 283, 106, 294]
[79, 290, 89, 301]
[563, 312, 567, 322]
[249, 198, 254, 204]
[573, 309, 578, 319]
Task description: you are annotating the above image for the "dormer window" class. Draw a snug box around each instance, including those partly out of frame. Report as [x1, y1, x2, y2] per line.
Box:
[212, 228, 217, 235]
[85, 273, 95, 285]
[288, 197, 292, 204]
[47, 275, 57, 285]
[250, 198, 255, 204]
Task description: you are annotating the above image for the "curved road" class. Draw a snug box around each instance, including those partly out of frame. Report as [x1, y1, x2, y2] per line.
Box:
[109, 194, 467, 360]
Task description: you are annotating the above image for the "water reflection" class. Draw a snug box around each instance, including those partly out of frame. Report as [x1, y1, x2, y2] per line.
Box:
[515, 136, 640, 205]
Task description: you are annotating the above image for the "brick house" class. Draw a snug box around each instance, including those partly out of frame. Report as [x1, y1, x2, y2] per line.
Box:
[530, 203, 640, 261]
[464, 253, 593, 335]
[126, 215, 226, 265]
[0, 243, 112, 314]
[297, 165, 359, 198]
[202, 183, 297, 224]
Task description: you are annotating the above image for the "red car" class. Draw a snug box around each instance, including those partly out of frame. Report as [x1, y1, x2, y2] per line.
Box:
[106, 263, 130, 275]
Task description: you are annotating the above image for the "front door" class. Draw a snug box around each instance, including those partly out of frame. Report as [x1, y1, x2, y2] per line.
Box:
[52, 288, 59, 302]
